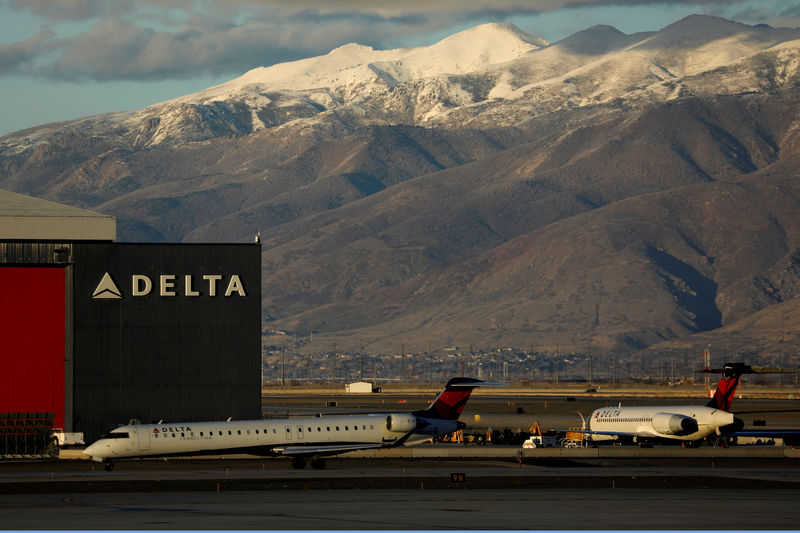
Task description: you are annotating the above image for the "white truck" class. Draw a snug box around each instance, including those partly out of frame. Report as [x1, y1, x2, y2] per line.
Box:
[53, 430, 85, 447]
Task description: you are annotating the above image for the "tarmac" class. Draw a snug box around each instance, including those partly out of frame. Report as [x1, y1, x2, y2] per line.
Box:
[1, 445, 799, 494]
[2, 448, 800, 529]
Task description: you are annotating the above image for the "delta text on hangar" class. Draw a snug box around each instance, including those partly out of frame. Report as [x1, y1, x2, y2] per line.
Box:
[0, 189, 261, 443]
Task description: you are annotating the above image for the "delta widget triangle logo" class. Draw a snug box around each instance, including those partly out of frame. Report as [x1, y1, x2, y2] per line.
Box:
[92, 272, 122, 299]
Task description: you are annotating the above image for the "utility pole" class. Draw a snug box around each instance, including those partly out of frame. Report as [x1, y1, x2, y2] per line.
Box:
[401, 343, 406, 383]
[331, 343, 337, 384]
[554, 346, 559, 386]
[281, 344, 285, 387]
[587, 345, 592, 385]
[428, 341, 432, 383]
[612, 357, 616, 385]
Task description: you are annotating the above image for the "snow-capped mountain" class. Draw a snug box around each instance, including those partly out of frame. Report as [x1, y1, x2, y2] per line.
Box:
[4, 16, 800, 357]
[3, 16, 799, 151]
[109, 15, 800, 146]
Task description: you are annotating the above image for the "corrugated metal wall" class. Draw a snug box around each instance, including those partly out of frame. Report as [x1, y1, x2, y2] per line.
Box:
[72, 243, 261, 441]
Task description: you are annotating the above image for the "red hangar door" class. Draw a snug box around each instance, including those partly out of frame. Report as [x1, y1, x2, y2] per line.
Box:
[0, 266, 67, 430]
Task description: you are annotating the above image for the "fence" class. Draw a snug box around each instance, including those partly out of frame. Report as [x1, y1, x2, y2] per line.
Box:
[0, 412, 57, 458]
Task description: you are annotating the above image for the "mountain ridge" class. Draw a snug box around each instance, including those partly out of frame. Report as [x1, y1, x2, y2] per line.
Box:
[3, 16, 800, 359]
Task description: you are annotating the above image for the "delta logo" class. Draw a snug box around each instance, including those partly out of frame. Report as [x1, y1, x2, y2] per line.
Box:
[92, 272, 246, 299]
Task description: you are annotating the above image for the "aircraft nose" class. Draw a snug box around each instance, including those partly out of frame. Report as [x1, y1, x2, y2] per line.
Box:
[83, 442, 104, 459]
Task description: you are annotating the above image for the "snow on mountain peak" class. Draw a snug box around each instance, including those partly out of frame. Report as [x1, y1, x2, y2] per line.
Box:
[115, 16, 800, 146]
[328, 42, 376, 55]
[171, 22, 546, 107]
[395, 22, 548, 78]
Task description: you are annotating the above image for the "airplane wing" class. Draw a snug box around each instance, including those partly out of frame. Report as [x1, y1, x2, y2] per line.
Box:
[273, 443, 386, 457]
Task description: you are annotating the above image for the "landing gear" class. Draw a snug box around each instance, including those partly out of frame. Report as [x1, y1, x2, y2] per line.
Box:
[103, 461, 115, 472]
[290, 456, 326, 469]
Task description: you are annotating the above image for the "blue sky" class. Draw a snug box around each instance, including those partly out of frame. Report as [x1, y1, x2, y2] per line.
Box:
[1, 0, 798, 137]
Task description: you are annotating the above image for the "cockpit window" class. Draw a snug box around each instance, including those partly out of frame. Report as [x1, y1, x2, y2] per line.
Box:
[99, 432, 129, 439]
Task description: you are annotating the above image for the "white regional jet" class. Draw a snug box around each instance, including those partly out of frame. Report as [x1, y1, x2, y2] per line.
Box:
[579, 362, 798, 446]
[85, 377, 495, 470]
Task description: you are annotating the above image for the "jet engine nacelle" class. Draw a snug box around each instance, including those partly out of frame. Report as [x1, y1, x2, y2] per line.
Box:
[651, 412, 698, 435]
[385, 414, 417, 433]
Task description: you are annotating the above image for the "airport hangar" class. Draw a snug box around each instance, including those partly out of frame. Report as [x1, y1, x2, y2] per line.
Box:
[0, 189, 261, 442]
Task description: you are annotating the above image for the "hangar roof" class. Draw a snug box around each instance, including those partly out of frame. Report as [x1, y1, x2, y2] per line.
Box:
[0, 189, 115, 241]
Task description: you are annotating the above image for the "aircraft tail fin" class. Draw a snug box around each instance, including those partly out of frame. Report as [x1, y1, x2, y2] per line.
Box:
[414, 377, 500, 420]
[706, 375, 740, 411]
[700, 362, 799, 411]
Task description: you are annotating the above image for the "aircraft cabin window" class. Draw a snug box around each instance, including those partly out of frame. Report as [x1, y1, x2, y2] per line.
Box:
[317, 427, 321, 432]
[299, 427, 303, 433]
[363, 425, 367, 430]
[237, 430, 241, 435]
[273, 429, 277, 434]
[228, 431, 232, 435]
[336, 426, 340, 431]
[218, 431, 222, 435]
[307, 427, 312, 432]
[345, 426, 349, 431]
[200, 432, 203, 436]
[354, 426, 358, 431]
[255, 430, 259, 434]
[370, 425, 374, 430]
[327, 427, 330, 431]
[247, 430, 250, 434]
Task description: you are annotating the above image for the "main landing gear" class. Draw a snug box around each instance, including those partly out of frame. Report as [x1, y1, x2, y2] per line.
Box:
[290, 456, 326, 469]
[103, 460, 115, 472]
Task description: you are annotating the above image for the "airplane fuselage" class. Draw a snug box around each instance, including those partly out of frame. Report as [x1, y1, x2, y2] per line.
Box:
[84, 413, 458, 462]
[588, 405, 735, 442]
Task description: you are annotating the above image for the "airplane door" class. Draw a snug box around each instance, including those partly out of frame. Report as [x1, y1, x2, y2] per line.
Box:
[285, 426, 292, 441]
[138, 427, 151, 451]
[128, 430, 139, 453]
[297, 425, 304, 440]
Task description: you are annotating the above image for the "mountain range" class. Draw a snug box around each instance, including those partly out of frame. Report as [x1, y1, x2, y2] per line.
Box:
[2, 15, 800, 361]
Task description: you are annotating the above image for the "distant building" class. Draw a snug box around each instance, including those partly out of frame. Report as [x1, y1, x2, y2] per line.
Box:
[345, 381, 377, 393]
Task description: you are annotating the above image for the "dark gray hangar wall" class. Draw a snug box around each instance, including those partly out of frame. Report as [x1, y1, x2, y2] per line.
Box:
[72, 243, 261, 441]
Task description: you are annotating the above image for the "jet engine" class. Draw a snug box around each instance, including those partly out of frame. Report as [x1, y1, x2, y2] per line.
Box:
[385, 414, 417, 433]
[651, 413, 698, 435]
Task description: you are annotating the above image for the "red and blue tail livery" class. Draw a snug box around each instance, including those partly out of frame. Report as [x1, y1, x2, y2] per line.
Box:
[415, 377, 497, 420]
